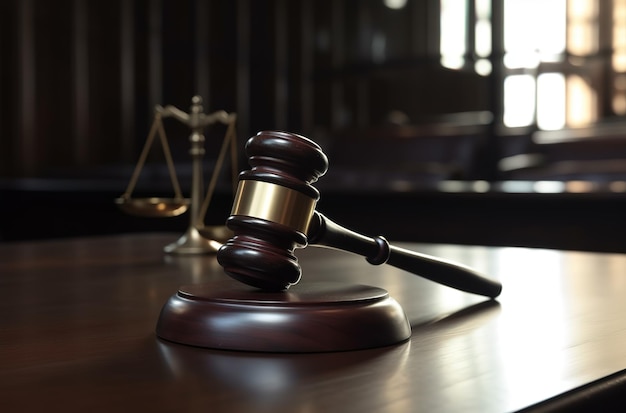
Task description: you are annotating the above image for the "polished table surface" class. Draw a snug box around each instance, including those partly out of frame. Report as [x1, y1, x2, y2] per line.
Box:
[1, 233, 626, 412]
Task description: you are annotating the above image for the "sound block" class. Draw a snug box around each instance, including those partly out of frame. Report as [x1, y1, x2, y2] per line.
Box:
[156, 280, 411, 353]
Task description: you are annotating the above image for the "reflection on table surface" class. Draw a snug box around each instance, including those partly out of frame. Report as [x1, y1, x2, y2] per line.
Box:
[1, 233, 625, 412]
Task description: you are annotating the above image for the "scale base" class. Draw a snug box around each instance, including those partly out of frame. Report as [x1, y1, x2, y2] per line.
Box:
[164, 226, 226, 254]
[156, 280, 411, 353]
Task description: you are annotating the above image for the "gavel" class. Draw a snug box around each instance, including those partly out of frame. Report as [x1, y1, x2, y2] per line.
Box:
[217, 130, 502, 299]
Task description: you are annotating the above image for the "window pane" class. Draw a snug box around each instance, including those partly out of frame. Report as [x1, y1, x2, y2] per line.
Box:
[475, 0, 491, 16]
[504, 75, 536, 127]
[475, 20, 492, 57]
[475, 0, 491, 58]
[614, 0, 626, 72]
[475, 58, 492, 76]
[567, 0, 598, 56]
[440, 0, 467, 69]
[613, 74, 626, 114]
[567, 74, 597, 125]
[383, 0, 408, 9]
[504, 0, 566, 68]
[537, 73, 566, 130]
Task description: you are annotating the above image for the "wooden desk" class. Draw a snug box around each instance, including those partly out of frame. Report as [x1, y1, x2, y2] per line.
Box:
[1, 233, 625, 412]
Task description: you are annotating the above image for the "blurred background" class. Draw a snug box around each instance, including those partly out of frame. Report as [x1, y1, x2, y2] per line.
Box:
[2, 0, 626, 252]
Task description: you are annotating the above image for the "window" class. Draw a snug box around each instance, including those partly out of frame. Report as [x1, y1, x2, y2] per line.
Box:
[440, 0, 623, 131]
[474, 0, 492, 75]
[440, 0, 468, 70]
[613, 0, 626, 114]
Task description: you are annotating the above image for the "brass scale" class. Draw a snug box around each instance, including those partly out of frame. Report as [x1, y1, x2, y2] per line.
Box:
[115, 96, 238, 254]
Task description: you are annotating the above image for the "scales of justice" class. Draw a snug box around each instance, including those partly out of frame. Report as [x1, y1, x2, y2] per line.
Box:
[116, 95, 238, 254]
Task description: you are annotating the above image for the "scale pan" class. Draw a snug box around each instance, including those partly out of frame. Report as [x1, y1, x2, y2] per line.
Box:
[115, 197, 190, 217]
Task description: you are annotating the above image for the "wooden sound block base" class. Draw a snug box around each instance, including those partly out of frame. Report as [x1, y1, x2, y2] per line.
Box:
[156, 280, 411, 353]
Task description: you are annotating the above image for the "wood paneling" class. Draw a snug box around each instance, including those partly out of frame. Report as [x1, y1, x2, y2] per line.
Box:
[1, 0, 493, 179]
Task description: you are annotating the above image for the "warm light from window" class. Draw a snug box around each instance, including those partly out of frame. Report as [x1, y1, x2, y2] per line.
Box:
[537, 73, 566, 130]
[613, 0, 626, 72]
[564, 0, 598, 126]
[567, 0, 598, 56]
[474, 0, 492, 75]
[504, 0, 566, 68]
[474, 59, 492, 76]
[439, 0, 619, 130]
[504, 75, 536, 127]
[614, 95, 626, 114]
[612, 0, 626, 114]
[383, 0, 407, 9]
[567, 74, 597, 125]
[475, 21, 491, 57]
[614, 75, 626, 114]
[440, 0, 467, 70]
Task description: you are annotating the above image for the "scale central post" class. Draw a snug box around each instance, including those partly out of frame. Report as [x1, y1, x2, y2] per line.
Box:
[159, 96, 234, 255]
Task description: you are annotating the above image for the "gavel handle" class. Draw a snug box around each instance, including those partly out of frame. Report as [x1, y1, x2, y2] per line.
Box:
[307, 212, 502, 298]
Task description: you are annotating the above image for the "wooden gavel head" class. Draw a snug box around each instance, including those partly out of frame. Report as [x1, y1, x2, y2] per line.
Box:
[217, 130, 329, 291]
